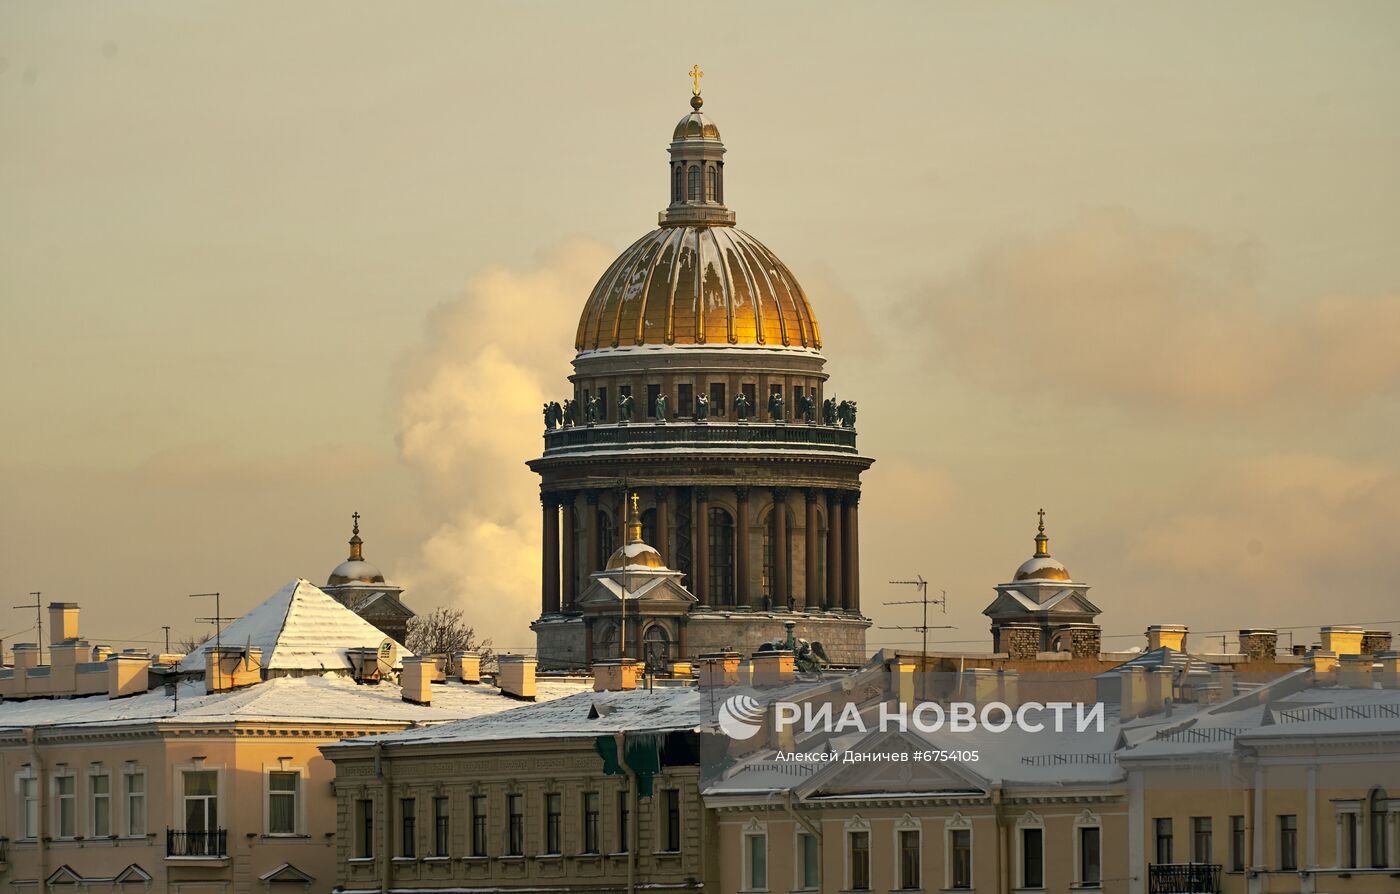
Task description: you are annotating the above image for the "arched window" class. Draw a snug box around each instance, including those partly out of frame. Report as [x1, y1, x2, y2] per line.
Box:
[1371, 787, 1390, 869]
[597, 511, 614, 569]
[761, 507, 795, 607]
[643, 625, 671, 672]
[716, 165, 723, 202]
[708, 507, 735, 604]
[673, 166, 684, 202]
[706, 167, 718, 202]
[687, 166, 701, 201]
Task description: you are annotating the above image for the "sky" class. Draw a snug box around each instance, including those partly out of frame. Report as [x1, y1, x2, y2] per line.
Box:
[3, 2, 1399, 657]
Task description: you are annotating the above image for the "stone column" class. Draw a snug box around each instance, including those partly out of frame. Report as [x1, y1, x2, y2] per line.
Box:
[826, 490, 843, 611]
[585, 491, 599, 579]
[736, 486, 752, 609]
[804, 489, 820, 610]
[584, 620, 593, 666]
[654, 486, 670, 564]
[542, 494, 560, 614]
[843, 492, 861, 613]
[561, 492, 577, 610]
[772, 488, 789, 609]
[695, 486, 710, 605]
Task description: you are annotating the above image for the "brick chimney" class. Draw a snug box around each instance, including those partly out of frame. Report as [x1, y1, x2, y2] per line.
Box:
[1377, 652, 1400, 689]
[1362, 631, 1394, 655]
[12, 643, 40, 670]
[888, 657, 916, 710]
[1146, 625, 1188, 652]
[1320, 626, 1364, 656]
[1308, 650, 1339, 675]
[1121, 666, 1148, 720]
[592, 659, 639, 692]
[497, 655, 537, 701]
[454, 650, 482, 684]
[751, 650, 794, 686]
[108, 650, 152, 699]
[204, 645, 262, 693]
[1239, 629, 1277, 661]
[1338, 654, 1373, 688]
[400, 657, 433, 704]
[698, 651, 742, 688]
[48, 602, 79, 645]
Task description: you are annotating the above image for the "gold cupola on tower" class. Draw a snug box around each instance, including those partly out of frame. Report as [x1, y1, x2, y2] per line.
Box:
[1013, 509, 1072, 582]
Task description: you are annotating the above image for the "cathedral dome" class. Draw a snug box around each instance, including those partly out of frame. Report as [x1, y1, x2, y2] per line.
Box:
[673, 110, 721, 141]
[1012, 511, 1072, 582]
[606, 540, 667, 571]
[574, 226, 822, 352]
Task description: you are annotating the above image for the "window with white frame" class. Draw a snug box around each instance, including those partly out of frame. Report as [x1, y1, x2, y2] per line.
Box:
[741, 820, 767, 891]
[266, 770, 299, 835]
[182, 769, 219, 833]
[1075, 811, 1102, 887]
[90, 769, 112, 837]
[53, 770, 78, 838]
[846, 816, 871, 892]
[17, 771, 39, 839]
[895, 815, 921, 890]
[1336, 804, 1360, 869]
[796, 830, 819, 890]
[947, 813, 973, 890]
[1018, 812, 1045, 889]
[124, 769, 146, 837]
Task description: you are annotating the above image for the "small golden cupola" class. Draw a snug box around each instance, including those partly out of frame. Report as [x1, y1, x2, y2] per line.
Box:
[328, 512, 387, 585]
[606, 494, 667, 571]
[1013, 509, 1072, 582]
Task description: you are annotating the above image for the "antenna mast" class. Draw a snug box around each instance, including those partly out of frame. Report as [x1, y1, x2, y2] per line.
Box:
[13, 592, 43, 665]
[880, 576, 953, 699]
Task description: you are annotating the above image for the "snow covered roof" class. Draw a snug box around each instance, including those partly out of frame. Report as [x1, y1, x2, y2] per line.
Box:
[0, 673, 590, 734]
[176, 579, 408, 673]
[1093, 646, 1217, 679]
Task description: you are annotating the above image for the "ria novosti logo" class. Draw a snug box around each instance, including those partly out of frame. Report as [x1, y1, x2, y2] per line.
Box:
[716, 695, 1106, 741]
[717, 694, 766, 740]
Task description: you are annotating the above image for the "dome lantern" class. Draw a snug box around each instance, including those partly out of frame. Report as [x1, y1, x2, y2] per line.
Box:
[1013, 509, 1072, 582]
[328, 511, 387, 586]
[661, 66, 736, 228]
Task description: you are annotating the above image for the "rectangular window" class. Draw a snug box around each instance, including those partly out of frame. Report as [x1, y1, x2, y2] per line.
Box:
[183, 770, 218, 833]
[746, 832, 768, 890]
[355, 799, 374, 858]
[433, 796, 450, 857]
[1341, 812, 1358, 869]
[507, 794, 523, 855]
[678, 384, 693, 418]
[1080, 826, 1102, 885]
[268, 771, 298, 835]
[1230, 815, 1245, 872]
[583, 792, 600, 854]
[849, 830, 871, 891]
[20, 776, 38, 839]
[126, 771, 146, 837]
[91, 773, 111, 837]
[598, 387, 609, 422]
[56, 774, 77, 838]
[647, 384, 661, 418]
[709, 382, 726, 417]
[899, 828, 921, 889]
[1373, 800, 1389, 868]
[471, 795, 488, 857]
[617, 789, 630, 853]
[663, 788, 681, 851]
[1022, 827, 1044, 888]
[545, 793, 562, 854]
[950, 828, 972, 889]
[798, 831, 819, 890]
[399, 798, 416, 858]
[1192, 816, 1213, 864]
[1154, 817, 1174, 865]
[1279, 814, 1297, 871]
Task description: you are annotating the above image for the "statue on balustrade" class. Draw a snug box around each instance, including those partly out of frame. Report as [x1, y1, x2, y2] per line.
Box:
[561, 397, 576, 428]
[618, 392, 634, 424]
[837, 400, 858, 429]
[586, 395, 600, 425]
[768, 391, 785, 422]
[695, 392, 709, 421]
[733, 391, 751, 421]
[822, 397, 839, 426]
[654, 392, 667, 423]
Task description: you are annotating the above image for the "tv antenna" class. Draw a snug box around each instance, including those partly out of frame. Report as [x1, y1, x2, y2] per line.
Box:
[880, 576, 954, 698]
[13, 592, 43, 665]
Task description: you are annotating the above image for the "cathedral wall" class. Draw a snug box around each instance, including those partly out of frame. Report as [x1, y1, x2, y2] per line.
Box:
[686, 613, 869, 667]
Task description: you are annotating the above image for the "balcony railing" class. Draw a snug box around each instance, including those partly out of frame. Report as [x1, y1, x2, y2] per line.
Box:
[1148, 863, 1221, 893]
[541, 421, 859, 456]
[166, 828, 228, 858]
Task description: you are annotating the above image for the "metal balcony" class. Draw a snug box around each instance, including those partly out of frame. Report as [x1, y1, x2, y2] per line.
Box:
[166, 828, 228, 858]
[1148, 863, 1221, 893]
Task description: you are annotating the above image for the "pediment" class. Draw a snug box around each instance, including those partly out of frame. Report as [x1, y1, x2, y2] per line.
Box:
[578, 575, 696, 611]
[114, 864, 153, 884]
[259, 862, 315, 884]
[47, 865, 83, 885]
[799, 729, 991, 799]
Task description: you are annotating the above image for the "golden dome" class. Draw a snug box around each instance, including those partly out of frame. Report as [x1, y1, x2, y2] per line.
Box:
[327, 512, 387, 586]
[574, 226, 822, 352]
[673, 110, 721, 141]
[606, 540, 667, 571]
[1012, 509, 1072, 582]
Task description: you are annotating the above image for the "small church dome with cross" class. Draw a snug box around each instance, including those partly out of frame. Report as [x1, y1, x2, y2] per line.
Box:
[328, 513, 386, 586]
[1012, 511, 1072, 582]
[606, 496, 666, 571]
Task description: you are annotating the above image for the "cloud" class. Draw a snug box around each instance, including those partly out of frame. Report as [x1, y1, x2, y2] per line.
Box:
[913, 207, 1400, 412]
[391, 239, 614, 643]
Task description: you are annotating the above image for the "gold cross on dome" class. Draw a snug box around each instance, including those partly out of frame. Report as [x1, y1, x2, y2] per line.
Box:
[689, 64, 704, 96]
[630, 492, 640, 515]
[352, 511, 361, 534]
[1037, 507, 1046, 532]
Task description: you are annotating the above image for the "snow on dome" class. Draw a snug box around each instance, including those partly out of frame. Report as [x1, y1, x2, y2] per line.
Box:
[1013, 555, 1072, 582]
[176, 579, 410, 673]
[328, 558, 385, 585]
[605, 540, 667, 571]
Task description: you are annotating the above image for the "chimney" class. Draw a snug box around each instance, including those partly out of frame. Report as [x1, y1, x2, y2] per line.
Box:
[592, 659, 639, 692]
[204, 645, 262, 693]
[12, 643, 41, 670]
[698, 651, 742, 688]
[1319, 626, 1364, 656]
[498, 655, 537, 701]
[1362, 630, 1393, 655]
[91, 645, 114, 662]
[1239, 629, 1277, 661]
[1308, 650, 1339, 675]
[400, 657, 433, 705]
[427, 653, 448, 683]
[669, 660, 692, 678]
[107, 651, 152, 699]
[454, 650, 482, 684]
[1121, 666, 1148, 720]
[1210, 667, 1236, 703]
[888, 657, 916, 710]
[51, 639, 89, 668]
[962, 668, 1000, 705]
[48, 602, 79, 645]
[1338, 654, 1373, 689]
[998, 669, 1020, 706]
[1146, 625, 1188, 652]
[751, 650, 795, 686]
[1376, 652, 1400, 689]
[1145, 666, 1173, 713]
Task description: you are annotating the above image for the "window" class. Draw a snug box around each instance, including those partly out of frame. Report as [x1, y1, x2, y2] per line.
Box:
[706, 167, 718, 202]
[848, 830, 871, 891]
[582, 792, 600, 854]
[1154, 817, 1174, 864]
[678, 383, 693, 418]
[399, 798, 416, 858]
[471, 795, 488, 857]
[1341, 811, 1359, 869]
[183, 770, 218, 834]
[798, 831, 819, 890]
[433, 796, 450, 857]
[663, 788, 681, 851]
[647, 384, 661, 419]
[268, 771, 298, 835]
[19, 774, 38, 839]
[949, 826, 973, 888]
[709, 382, 726, 417]
[91, 772, 111, 837]
[125, 771, 145, 837]
[1192, 816, 1212, 864]
[899, 828, 921, 889]
[55, 773, 77, 838]
[507, 793, 523, 856]
[673, 166, 683, 202]
[1230, 815, 1245, 871]
[1279, 814, 1297, 871]
[355, 799, 374, 858]
[744, 830, 768, 890]
[1371, 787, 1390, 868]
[707, 508, 734, 603]
[597, 386, 608, 421]
[762, 506, 793, 603]
[545, 793, 562, 854]
[1021, 827, 1044, 888]
[1079, 825, 1102, 885]
[617, 790, 630, 853]
[687, 165, 700, 201]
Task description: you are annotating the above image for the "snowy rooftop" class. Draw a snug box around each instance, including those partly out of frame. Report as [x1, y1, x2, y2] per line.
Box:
[176, 578, 408, 673]
[0, 673, 589, 734]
